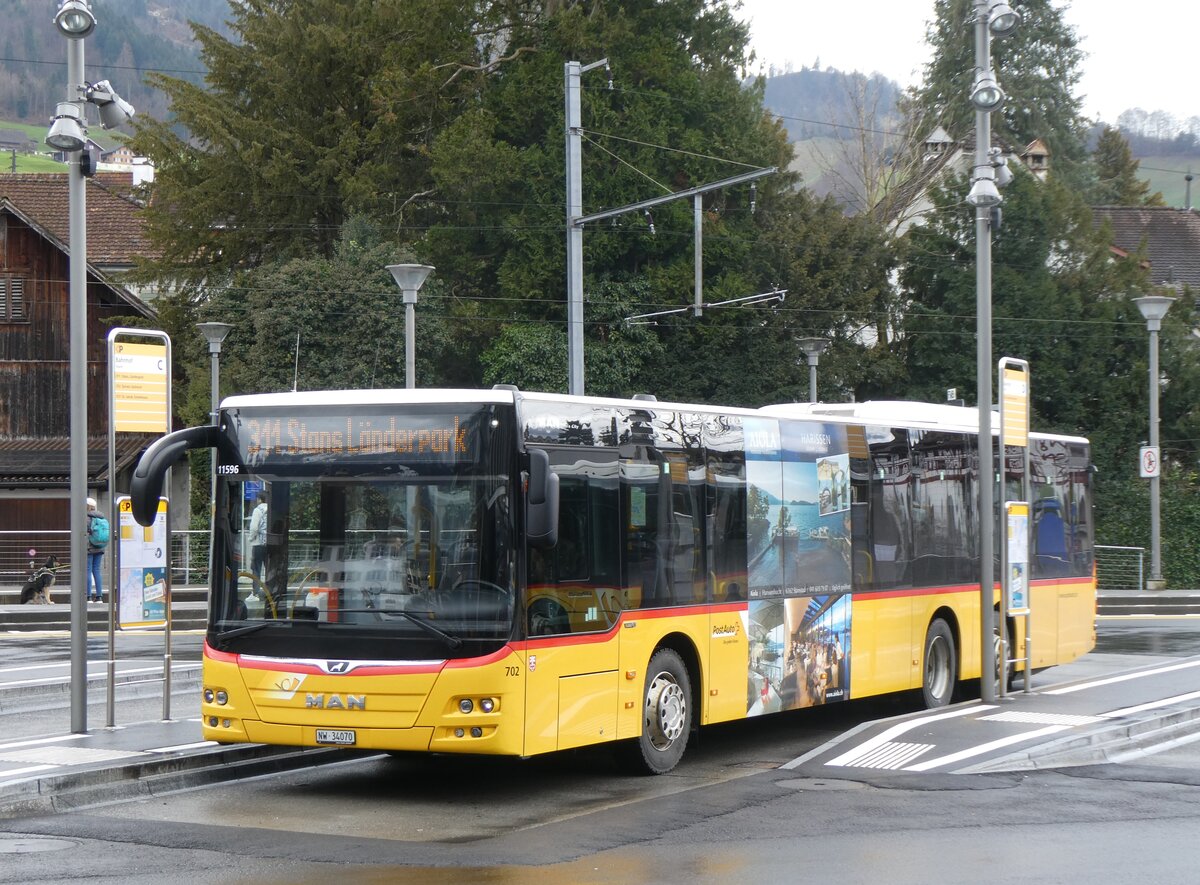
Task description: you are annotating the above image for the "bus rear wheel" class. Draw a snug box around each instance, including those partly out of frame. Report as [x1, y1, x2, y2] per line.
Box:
[626, 648, 692, 775]
[922, 618, 957, 708]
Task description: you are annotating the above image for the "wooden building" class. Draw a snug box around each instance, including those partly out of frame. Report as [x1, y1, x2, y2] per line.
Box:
[0, 172, 166, 534]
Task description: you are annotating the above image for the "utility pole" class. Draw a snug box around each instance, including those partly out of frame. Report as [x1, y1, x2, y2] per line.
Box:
[564, 58, 608, 397]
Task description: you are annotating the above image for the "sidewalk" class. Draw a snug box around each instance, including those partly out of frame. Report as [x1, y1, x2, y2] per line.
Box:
[0, 718, 352, 819]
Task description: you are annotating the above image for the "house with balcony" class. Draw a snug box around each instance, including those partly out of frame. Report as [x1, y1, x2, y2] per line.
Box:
[0, 172, 182, 546]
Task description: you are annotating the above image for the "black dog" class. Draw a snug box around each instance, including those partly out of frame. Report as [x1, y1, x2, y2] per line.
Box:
[20, 555, 60, 605]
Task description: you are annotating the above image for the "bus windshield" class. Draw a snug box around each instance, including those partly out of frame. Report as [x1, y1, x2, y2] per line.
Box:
[208, 404, 516, 659]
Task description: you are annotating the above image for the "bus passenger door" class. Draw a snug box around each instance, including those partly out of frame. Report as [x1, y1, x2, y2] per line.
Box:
[522, 453, 622, 755]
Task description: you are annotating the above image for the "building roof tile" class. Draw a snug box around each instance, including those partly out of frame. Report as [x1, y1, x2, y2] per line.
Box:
[0, 172, 158, 264]
[1092, 206, 1200, 288]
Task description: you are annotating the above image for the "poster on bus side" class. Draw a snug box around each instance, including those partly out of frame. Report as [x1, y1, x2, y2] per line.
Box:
[743, 418, 853, 716]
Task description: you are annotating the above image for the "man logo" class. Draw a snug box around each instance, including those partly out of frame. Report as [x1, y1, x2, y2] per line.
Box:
[326, 661, 351, 673]
[305, 693, 366, 710]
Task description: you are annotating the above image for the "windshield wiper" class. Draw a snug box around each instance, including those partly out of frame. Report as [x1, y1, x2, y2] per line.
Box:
[339, 607, 463, 648]
[215, 620, 273, 640]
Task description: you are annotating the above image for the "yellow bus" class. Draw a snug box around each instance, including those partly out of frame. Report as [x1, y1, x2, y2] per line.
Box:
[130, 388, 1095, 774]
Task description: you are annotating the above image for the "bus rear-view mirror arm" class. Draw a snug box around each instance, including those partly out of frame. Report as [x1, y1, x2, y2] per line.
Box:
[526, 448, 559, 549]
[130, 425, 221, 526]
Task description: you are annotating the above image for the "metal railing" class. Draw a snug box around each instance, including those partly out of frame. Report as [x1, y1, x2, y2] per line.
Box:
[1095, 544, 1145, 592]
[1, 529, 327, 589]
[0, 529, 212, 588]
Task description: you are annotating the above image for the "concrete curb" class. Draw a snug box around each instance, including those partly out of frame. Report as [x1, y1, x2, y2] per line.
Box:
[961, 703, 1200, 773]
[0, 742, 358, 820]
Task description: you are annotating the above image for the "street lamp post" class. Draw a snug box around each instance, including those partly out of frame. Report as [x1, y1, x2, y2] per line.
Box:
[197, 322, 232, 598]
[387, 264, 434, 389]
[798, 337, 829, 404]
[44, 0, 135, 734]
[197, 323, 233, 425]
[1135, 294, 1175, 591]
[967, 0, 1020, 703]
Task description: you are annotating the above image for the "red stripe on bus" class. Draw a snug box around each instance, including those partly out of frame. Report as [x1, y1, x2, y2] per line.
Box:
[514, 601, 747, 651]
[864, 575, 1094, 601]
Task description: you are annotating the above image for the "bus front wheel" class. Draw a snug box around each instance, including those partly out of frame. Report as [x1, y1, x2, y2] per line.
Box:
[626, 648, 692, 775]
[922, 619, 957, 708]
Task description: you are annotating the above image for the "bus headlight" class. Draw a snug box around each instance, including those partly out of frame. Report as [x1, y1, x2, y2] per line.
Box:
[480, 698, 495, 713]
[459, 698, 473, 714]
[215, 690, 229, 705]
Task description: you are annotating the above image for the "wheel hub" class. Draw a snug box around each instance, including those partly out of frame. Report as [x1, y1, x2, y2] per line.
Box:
[646, 672, 686, 749]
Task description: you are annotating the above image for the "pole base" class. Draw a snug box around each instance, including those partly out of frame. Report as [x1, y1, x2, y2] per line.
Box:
[1145, 578, 1167, 592]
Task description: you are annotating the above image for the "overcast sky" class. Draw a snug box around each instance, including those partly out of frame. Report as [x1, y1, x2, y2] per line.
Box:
[737, 0, 1196, 126]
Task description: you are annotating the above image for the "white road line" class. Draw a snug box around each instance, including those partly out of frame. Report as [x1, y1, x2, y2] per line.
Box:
[824, 704, 995, 767]
[148, 741, 217, 754]
[1102, 689, 1200, 719]
[0, 764, 59, 778]
[0, 734, 89, 752]
[903, 725, 1072, 772]
[1045, 659, 1200, 695]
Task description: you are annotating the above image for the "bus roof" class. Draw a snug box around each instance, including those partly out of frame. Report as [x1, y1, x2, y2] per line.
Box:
[220, 388, 518, 409]
[759, 401, 1090, 444]
[218, 389, 1088, 444]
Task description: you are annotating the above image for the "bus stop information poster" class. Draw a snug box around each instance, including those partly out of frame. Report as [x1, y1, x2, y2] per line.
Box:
[117, 496, 168, 628]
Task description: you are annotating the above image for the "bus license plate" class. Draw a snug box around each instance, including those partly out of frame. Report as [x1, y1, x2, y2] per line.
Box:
[316, 729, 356, 746]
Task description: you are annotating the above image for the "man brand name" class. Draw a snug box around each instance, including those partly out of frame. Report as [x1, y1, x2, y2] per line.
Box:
[305, 693, 366, 710]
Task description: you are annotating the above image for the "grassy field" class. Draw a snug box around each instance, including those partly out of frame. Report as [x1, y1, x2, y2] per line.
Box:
[2, 116, 125, 174]
[1137, 155, 1200, 208]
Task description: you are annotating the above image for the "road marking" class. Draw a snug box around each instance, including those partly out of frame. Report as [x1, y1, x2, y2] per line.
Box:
[823, 704, 994, 768]
[1045, 659, 1200, 695]
[978, 711, 1104, 726]
[1102, 689, 1200, 719]
[903, 725, 1072, 772]
[0, 734, 89, 752]
[0, 747, 146, 766]
[832, 740, 934, 770]
[148, 741, 217, 754]
[0, 765, 58, 778]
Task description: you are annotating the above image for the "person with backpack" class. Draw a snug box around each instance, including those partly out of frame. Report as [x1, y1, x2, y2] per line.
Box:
[85, 497, 110, 603]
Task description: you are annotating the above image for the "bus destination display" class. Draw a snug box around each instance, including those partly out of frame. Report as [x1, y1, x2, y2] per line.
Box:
[232, 412, 475, 466]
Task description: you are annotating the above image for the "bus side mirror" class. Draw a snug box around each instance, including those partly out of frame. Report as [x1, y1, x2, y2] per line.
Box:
[526, 448, 559, 549]
[130, 425, 220, 526]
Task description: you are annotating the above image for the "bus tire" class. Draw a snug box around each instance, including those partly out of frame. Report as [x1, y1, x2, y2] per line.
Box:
[921, 618, 956, 708]
[626, 648, 692, 775]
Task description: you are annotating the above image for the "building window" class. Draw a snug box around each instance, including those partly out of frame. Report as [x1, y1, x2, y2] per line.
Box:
[1, 275, 26, 322]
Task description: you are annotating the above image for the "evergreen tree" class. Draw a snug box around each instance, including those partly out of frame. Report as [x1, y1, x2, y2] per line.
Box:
[899, 168, 1154, 477]
[128, 0, 511, 287]
[914, 0, 1089, 184]
[1091, 126, 1165, 206]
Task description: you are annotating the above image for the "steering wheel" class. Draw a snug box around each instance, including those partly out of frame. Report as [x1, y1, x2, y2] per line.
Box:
[439, 579, 513, 620]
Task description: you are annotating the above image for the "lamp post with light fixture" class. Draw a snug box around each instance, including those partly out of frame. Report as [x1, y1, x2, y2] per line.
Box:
[197, 322, 233, 601]
[968, 0, 1019, 703]
[44, 0, 135, 735]
[1134, 294, 1175, 590]
[387, 264, 434, 389]
[798, 337, 829, 404]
